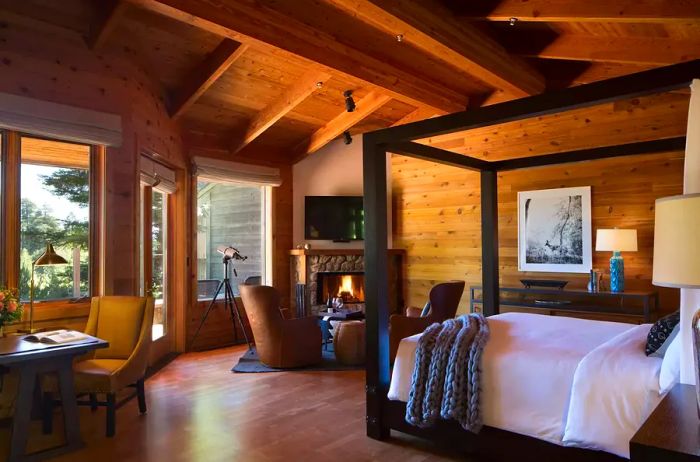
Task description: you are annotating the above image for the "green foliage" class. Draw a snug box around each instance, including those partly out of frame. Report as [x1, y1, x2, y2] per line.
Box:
[151, 192, 165, 301]
[39, 169, 89, 205]
[19, 168, 89, 301]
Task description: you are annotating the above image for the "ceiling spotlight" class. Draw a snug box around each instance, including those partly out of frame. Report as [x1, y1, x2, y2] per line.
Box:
[316, 81, 324, 89]
[343, 130, 353, 145]
[509, 17, 518, 26]
[343, 90, 356, 112]
[396, 34, 404, 42]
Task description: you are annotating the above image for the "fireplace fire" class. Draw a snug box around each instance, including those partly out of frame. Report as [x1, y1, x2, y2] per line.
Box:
[318, 272, 365, 304]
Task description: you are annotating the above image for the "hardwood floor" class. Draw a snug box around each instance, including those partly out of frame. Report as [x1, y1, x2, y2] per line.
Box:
[39, 346, 466, 462]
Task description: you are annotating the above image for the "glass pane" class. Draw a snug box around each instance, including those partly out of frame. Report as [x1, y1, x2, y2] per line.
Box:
[152, 189, 167, 340]
[196, 181, 264, 300]
[20, 137, 90, 302]
[139, 187, 145, 297]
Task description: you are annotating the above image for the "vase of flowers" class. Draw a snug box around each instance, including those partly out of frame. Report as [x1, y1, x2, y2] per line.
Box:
[0, 288, 22, 337]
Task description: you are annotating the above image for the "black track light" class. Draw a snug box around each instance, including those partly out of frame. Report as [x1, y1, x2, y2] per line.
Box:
[343, 130, 353, 145]
[343, 90, 356, 112]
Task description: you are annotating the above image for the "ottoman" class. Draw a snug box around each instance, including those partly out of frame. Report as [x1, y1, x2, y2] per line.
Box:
[333, 320, 365, 366]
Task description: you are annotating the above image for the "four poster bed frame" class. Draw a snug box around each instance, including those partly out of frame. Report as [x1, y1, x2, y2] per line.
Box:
[362, 59, 700, 461]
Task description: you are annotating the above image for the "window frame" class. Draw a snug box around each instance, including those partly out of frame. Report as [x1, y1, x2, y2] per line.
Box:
[138, 151, 177, 342]
[0, 129, 103, 309]
[194, 179, 272, 294]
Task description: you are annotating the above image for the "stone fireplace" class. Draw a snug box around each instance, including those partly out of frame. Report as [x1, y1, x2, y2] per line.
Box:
[290, 249, 404, 316]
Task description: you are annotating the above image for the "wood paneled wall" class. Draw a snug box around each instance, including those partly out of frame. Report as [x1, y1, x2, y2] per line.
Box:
[392, 150, 685, 319]
[0, 11, 188, 342]
[273, 165, 294, 308]
[393, 89, 689, 320]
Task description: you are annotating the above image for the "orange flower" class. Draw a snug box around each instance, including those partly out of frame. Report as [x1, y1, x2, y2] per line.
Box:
[7, 301, 17, 313]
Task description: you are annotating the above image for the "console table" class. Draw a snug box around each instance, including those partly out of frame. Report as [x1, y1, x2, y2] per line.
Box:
[470, 286, 658, 322]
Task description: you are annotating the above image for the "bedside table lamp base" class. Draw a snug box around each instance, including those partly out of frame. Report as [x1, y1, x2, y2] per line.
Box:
[609, 251, 624, 293]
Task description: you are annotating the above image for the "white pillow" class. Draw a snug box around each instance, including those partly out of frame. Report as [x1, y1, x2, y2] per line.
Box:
[659, 332, 681, 394]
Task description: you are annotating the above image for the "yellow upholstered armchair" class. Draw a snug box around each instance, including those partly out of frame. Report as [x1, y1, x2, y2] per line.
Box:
[44, 296, 154, 437]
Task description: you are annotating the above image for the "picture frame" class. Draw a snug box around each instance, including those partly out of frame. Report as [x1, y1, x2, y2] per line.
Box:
[518, 186, 592, 273]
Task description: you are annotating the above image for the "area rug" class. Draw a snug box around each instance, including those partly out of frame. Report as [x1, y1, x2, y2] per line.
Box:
[232, 346, 362, 373]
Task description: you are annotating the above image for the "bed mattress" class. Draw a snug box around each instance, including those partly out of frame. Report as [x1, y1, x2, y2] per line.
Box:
[387, 312, 664, 458]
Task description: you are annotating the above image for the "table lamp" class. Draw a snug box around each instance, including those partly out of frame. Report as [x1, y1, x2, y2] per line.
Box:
[25, 242, 69, 333]
[652, 193, 700, 412]
[595, 228, 638, 292]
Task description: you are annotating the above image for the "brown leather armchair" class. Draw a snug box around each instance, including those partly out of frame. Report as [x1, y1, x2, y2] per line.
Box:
[389, 280, 465, 361]
[239, 285, 321, 368]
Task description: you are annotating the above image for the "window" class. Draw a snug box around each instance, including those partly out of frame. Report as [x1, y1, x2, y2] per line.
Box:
[196, 181, 268, 299]
[19, 136, 91, 301]
[139, 155, 176, 341]
[151, 189, 167, 339]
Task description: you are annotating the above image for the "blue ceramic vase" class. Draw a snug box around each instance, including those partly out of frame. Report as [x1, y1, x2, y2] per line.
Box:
[609, 251, 624, 292]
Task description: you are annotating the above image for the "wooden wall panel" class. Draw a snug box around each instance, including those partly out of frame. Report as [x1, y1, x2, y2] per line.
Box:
[392, 150, 684, 319]
[273, 165, 294, 309]
[0, 11, 187, 339]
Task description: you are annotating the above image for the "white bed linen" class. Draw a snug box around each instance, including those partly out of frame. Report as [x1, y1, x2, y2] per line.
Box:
[563, 324, 663, 458]
[388, 312, 648, 456]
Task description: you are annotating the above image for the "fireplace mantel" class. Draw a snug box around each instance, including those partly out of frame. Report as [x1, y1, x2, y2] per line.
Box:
[289, 248, 405, 256]
[289, 248, 404, 316]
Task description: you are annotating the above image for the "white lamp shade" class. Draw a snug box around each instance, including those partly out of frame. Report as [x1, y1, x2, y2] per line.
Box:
[595, 229, 638, 252]
[653, 193, 700, 288]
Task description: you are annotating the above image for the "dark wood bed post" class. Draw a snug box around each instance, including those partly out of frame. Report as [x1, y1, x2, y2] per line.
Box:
[480, 170, 500, 316]
[363, 134, 391, 440]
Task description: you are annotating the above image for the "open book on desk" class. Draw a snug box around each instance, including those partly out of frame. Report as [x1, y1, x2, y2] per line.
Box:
[23, 329, 88, 344]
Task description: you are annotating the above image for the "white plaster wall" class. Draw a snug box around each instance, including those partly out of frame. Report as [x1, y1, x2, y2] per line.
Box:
[292, 134, 392, 249]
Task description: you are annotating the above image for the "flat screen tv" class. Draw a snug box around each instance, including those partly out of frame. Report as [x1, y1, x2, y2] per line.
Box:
[305, 196, 364, 241]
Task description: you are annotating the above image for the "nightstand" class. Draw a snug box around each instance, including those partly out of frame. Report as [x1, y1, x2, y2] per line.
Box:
[630, 384, 700, 461]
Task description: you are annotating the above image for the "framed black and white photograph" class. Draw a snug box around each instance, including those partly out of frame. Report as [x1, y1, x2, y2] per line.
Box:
[518, 186, 592, 273]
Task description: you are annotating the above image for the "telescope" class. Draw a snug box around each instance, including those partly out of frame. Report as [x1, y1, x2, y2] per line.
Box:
[216, 245, 247, 261]
[191, 245, 252, 351]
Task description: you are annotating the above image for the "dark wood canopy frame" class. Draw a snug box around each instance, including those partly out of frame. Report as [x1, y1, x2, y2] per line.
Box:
[362, 59, 699, 461]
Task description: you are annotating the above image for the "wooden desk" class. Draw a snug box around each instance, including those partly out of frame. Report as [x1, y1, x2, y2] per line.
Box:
[630, 384, 700, 461]
[0, 335, 107, 462]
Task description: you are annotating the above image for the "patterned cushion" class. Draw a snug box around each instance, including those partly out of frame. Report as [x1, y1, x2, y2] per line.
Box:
[646, 310, 680, 356]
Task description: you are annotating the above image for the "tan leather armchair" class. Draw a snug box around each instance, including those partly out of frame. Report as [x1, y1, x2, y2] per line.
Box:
[239, 285, 321, 368]
[389, 281, 465, 361]
[45, 296, 154, 437]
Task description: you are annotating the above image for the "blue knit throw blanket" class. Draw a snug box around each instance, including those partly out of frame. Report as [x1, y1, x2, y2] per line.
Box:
[405, 313, 490, 433]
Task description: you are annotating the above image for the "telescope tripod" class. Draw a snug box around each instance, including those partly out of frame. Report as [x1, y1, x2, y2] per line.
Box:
[189, 258, 252, 351]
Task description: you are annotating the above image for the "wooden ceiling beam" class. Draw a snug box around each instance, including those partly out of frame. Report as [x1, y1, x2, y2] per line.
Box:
[294, 91, 391, 162]
[232, 70, 332, 154]
[456, 0, 700, 23]
[325, 0, 545, 97]
[513, 35, 700, 65]
[87, 0, 128, 50]
[169, 39, 247, 120]
[125, 0, 466, 113]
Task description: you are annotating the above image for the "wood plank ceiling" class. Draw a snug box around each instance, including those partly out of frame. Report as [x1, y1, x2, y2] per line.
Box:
[1, 0, 699, 165]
